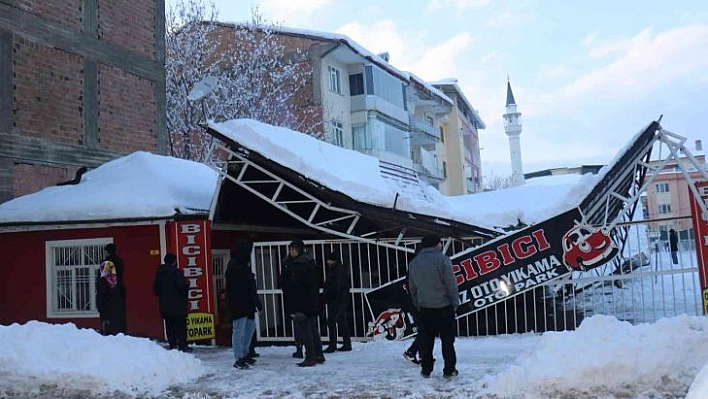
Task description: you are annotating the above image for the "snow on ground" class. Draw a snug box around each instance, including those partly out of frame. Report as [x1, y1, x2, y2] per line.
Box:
[0, 321, 204, 397]
[4, 316, 708, 398]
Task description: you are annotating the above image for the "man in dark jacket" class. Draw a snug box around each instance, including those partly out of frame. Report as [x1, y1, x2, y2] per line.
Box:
[153, 253, 190, 352]
[669, 229, 679, 265]
[283, 239, 324, 367]
[323, 250, 351, 353]
[226, 240, 262, 369]
[408, 234, 460, 379]
[102, 243, 127, 333]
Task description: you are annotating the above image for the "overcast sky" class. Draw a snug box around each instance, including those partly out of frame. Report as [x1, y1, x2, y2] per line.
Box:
[168, 0, 708, 178]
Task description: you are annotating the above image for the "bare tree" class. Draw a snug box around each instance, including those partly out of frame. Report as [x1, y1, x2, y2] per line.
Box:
[166, 0, 319, 161]
[483, 172, 514, 191]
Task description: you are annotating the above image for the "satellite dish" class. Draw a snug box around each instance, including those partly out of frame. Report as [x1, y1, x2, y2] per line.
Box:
[188, 75, 218, 101]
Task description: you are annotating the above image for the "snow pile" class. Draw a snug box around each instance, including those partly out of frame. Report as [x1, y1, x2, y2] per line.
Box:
[0, 151, 218, 223]
[688, 361, 708, 398]
[483, 315, 708, 398]
[0, 321, 205, 397]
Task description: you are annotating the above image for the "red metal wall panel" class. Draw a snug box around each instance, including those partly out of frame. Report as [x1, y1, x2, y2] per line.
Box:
[0, 224, 164, 339]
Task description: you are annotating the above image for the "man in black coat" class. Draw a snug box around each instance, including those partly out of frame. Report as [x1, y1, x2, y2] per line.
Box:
[226, 240, 262, 369]
[153, 253, 190, 351]
[323, 250, 351, 353]
[283, 239, 324, 367]
[669, 229, 679, 265]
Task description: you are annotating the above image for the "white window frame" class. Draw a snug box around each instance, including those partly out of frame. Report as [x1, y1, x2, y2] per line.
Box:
[328, 65, 341, 94]
[332, 120, 344, 147]
[656, 182, 670, 193]
[45, 237, 113, 318]
[658, 204, 672, 214]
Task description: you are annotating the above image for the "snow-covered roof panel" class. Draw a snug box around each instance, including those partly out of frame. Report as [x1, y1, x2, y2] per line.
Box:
[208, 119, 597, 230]
[0, 152, 217, 224]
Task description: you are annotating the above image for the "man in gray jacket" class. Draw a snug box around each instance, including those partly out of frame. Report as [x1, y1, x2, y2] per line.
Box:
[408, 234, 460, 378]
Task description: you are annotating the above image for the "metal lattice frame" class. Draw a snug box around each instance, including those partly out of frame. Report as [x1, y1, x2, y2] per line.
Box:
[208, 142, 416, 253]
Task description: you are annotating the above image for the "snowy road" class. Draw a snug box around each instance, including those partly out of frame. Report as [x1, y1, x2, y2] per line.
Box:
[3, 316, 708, 398]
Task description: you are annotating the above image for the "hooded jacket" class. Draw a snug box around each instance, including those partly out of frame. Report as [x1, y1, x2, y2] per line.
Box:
[225, 241, 261, 320]
[153, 262, 188, 318]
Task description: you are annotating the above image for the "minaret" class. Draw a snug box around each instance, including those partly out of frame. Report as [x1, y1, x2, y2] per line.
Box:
[503, 79, 525, 186]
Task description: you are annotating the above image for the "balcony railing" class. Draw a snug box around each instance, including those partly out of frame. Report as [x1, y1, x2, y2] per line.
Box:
[409, 116, 440, 141]
[412, 146, 444, 180]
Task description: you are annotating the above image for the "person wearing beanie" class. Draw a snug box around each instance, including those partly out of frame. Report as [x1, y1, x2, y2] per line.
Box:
[408, 233, 459, 379]
[153, 253, 190, 352]
[281, 239, 324, 367]
[322, 250, 352, 353]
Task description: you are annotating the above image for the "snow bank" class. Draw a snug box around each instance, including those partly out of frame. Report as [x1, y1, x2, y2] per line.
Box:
[483, 315, 708, 398]
[0, 321, 205, 397]
[0, 151, 217, 223]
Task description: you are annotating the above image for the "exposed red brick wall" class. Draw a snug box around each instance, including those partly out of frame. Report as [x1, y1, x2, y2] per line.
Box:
[13, 163, 78, 197]
[12, 36, 84, 145]
[97, 0, 155, 58]
[97, 63, 156, 153]
[15, 0, 83, 32]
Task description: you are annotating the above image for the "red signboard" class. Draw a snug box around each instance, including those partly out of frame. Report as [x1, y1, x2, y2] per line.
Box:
[169, 220, 215, 341]
[689, 181, 708, 314]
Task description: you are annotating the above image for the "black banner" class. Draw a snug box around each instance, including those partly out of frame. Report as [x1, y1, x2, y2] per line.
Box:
[365, 207, 620, 339]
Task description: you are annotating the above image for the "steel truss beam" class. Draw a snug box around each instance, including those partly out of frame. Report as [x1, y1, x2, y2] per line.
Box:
[208, 142, 415, 252]
[572, 124, 708, 281]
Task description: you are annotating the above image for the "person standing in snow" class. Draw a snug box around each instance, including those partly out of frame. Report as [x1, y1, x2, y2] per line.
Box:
[280, 251, 303, 359]
[282, 239, 324, 367]
[669, 229, 679, 265]
[408, 234, 459, 378]
[322, 250, 352, 353]
[226, 240, 262, 369]
[102, 243, 127, 333]
[96, 259, 126, 335]
[153, 253, 190, 352]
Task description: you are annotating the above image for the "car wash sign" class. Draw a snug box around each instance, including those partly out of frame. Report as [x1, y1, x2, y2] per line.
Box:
[689, 181, 708, 314]
[171, 220, 215, 341]
[366, 207, 619, 332]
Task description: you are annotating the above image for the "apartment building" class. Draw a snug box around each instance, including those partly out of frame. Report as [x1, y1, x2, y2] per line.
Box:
[211, 24, 481, 194]
[431, 79, 485, 194]
[644, 144, 706, 242]
[0, 0, 167, 204]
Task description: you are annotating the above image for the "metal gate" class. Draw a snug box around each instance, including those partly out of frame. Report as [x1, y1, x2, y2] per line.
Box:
[212, 220, 701, 342]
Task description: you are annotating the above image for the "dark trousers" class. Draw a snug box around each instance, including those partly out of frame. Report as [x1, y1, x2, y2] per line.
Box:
[327, 304, 351, 348]
[418, 306, 457, 374]
[407, 311, 421, 355]
[294, 313, 323, 361]
[165, 315, 188, 350]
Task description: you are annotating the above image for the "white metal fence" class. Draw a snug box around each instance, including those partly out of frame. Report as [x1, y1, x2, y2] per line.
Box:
[211, 217, 702, 342]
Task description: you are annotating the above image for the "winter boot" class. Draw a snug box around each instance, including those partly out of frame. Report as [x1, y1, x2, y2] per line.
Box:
[337, 345, 352, 352]
[403, 350, 420, 364]
[297, 358, 317, 367]
[233, 359, 250, 369]
[292, 343, 304, 358]
[323, 346, 337, 353]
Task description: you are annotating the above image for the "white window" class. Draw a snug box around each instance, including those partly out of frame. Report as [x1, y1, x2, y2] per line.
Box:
[332, 120, 344, 147]
[656, 183, 670, 193]
[328, 66, 341, 94]
[45, 238, 112, 318]
[658, 204, 672, 214]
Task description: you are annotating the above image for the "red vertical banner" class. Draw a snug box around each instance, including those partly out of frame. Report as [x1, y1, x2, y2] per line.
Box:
[689, 181, 708, 314]
[168, 219, 215, 341]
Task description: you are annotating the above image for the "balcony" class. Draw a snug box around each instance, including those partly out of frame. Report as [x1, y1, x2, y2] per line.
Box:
[412, 146, 444, 180]
[409, 116, 440, 145]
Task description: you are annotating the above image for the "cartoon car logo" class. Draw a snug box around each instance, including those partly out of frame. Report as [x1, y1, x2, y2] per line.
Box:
[366, 308, 406, 341]
[562, 225, 618, 271]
